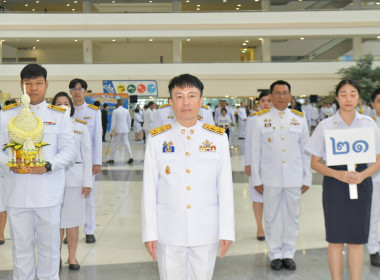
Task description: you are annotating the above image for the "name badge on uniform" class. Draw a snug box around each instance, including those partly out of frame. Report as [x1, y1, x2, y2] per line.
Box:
[198, 115, 203, 121]
[199, 139, 216, 152]
[163, 140, 175, 153]
[265, 123, 271, 127]
[43, 121, 56, 125]
[84, 116, 92, 120]
[167, 115, 174, 119]
[268, 137, 271, 142]
[74, 130, 83, 135]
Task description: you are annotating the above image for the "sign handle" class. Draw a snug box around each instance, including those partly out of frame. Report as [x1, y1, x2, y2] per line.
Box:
[347, 163, 358, 200]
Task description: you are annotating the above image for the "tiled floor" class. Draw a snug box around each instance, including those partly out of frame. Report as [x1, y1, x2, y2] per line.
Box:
[1, 125, 380, 279]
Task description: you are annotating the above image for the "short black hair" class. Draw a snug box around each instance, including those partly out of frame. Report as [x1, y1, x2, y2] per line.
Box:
[93, 100, 101, 107]
[69, 78, 88, 90]
[103, 103, 108, 108]
[221, 107, 227, 113]
[258, 90, 270, 101]
[20, 64, 47, 81]
[335, 79, 360, 97]
[52, 92, 75, 117]
[270, 80, 291, 93]
[168, 74, 204, 98]
[371, 88, 380, 102]
[147, 101, 155, 108]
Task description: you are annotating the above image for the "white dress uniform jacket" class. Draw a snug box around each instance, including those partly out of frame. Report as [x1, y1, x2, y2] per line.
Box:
[0, 101, 76, 208]
[110, 106, 131, 133]
[250, 108, 312, 188]
[65, 119, 92, 189]
[73, 102, 102, 166]
[143, 108, 154, 131]
[142, 122, 235, 247]
[152, 104, 215, 129]
[238, 107, 248, 138]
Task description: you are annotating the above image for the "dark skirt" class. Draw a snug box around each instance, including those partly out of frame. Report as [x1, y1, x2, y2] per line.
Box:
[323, 164, 372, 244]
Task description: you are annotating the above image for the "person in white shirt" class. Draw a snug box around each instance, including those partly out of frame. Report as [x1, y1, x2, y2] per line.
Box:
[134, 105, 143, 141]
[53, 92, 92, 271]
[142, 74, 234, 280]
[69, 78, 102, 244]
[301, 99, 313, 132]
[217, 108, 232, 139]
[107, 99, 134, 164]
[250, 80, 311, 271]
[143, 101, 155, 143]
[310, 103, 320, 134]
[0, 64, 76, 280]
[237, 102, 248, 139]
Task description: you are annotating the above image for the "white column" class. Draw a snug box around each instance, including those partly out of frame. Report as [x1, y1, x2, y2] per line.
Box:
[262, 0, 271, 11]
[0, 40, 2, 64]
[262, 38, 271, 62]
[83, 0, 92, 12]
[83, 39, 93, 64]
[353, 36, 362, 61]
[173, 0, 181, 11]
[172, 39, 182, 63]
[353, 0, 361, 10]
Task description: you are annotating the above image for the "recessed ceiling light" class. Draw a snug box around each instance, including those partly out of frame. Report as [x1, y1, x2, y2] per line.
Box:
[223, 0, 227, 2]
[36, 0, 39, 3]
[186, 38, 191, 41]
[245, 40, 249, 43]
[112, 39, 116, 42]
[237, 4, 241, 7]
[242, 43, 246, 45]
[197, 4, 200, 7]
[74, 1, 78, 3]
[376, 2, 380, 5]
[1, 40, 5, 42]
[67, 4, 70, 6]
[243, 48, 247, 51]
[112, 1, 116, 3]
[300, 37, 305, 40]
[149, 0, 152, 2]
[75, 39, 78, 42]
[149, 38, 153, 42]
[377, 36, 380, 39]
[236, 7, 239, 10]
[33, 47, 36, 50]
[259, 38, 263, 40]
[72, 8, 75, 11]
[186, 0, 190, 2]
[196, 8, 200, 10]
[25, 4, 28, 6]
[36, 39, 40, 42]
[32, 8, 35, 11]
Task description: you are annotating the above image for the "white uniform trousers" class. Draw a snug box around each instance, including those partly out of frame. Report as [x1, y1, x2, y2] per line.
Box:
[239, 121, 246, 138]
[84, 175, 96, 235]
[368, 182, 380, 254]
[263, 186, 301, 260]
[7, 205, 61, 280]
[157, 243, 218, 280]
[109, 133, 133, 161]
[228, 127, 234, 146]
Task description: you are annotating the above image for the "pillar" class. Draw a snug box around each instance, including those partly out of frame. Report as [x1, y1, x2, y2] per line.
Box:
[172, 39, 182, 63]
[83, 39, 93, 64]
[353, 36, 362, 61]
[262, 38, 271, 62]
[262, 0, 271, 11]
[83, 0, 92, 12]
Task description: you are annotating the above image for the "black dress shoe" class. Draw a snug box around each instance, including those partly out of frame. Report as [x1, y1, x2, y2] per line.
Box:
[127, 158, 134, 164]
[0, 240, 5, 245]
[63, 237, 67, 244]
[85, 234, 96, 244]
[282, 258, 296, 270]
[271, 259, 283, 270]
[370, 252, 380, 267]
[106, 160, 114, 164]
[68, 260, 80, 271]
[257, 236, 265, 241]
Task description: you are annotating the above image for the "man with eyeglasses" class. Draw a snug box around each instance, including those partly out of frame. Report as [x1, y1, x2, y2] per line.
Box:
[250, 80, 311, 271]
[69, 78, 102, 244]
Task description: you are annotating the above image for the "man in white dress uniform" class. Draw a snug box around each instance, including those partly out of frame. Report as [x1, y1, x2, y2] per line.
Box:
[0, 64, 76, 280]
[237, 102, 248, 139]
[142, 74, 235, 280]
[69, 78, 102, 244]
[250, 80, 311, 271]
[107, 99, 134, 164]
[152, 101, 215, 129]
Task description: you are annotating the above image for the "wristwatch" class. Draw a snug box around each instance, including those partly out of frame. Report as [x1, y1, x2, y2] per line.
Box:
[45, 161, 52, 172]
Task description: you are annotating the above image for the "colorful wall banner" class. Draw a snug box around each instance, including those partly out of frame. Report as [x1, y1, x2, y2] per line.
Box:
[103, 80, 158, 96]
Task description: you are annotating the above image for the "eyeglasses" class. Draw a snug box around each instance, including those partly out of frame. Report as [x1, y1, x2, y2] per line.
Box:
[70, 87, 84, 92]
[272, 92, 290, 97]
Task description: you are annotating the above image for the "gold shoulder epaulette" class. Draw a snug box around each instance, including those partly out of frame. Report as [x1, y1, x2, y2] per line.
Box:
[150, 124, 172, 137]
[201, 105, 209, 109]
[202, 123, 225, 135]
[249, 112, 257, 117]
[75, 118, 87, 125]
[48, 104, 66, 112]
[159, 103, 170, 109]
[373, 117, 377, 121]
[291, 109, 304, 117]
[87, 104, 100, 111]
[2, 102, 21, 111]
[255, 108, 270, 116]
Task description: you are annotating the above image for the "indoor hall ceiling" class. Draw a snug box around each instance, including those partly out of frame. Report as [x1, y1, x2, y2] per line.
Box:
[2, 0, 379, 13]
